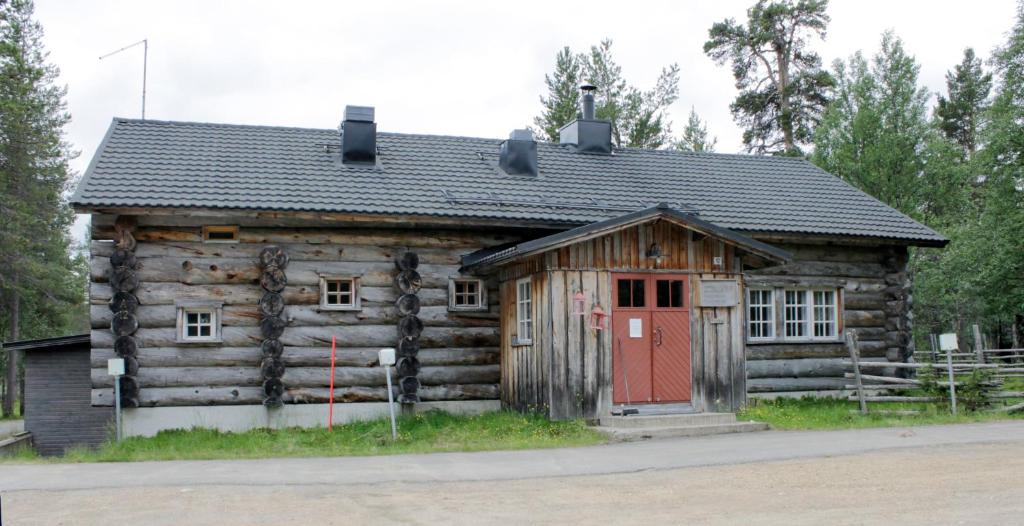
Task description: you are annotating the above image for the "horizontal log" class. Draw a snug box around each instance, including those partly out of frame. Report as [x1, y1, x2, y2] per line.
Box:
[91, 383, 499, 406]
[92, 240, 465, 265]
[91, 225, 518, 248]
[778, 245, 888, 264]
[844, 292, 887, 310]
[91, 364, 500, 389]
[747, 341, 887, 360]
[90, 282, 449, 307]
[747, 377, 855, 393]
[746, 358, 887, 379]
[91, 257, 463, 289]
[844, 310, 887, 328]
[91, 325, 499, 349]
[90, 304, 498, 329]
[745, 275, 888, 293]
[91, 346, 499, 368]
[754, 261, 888, 278]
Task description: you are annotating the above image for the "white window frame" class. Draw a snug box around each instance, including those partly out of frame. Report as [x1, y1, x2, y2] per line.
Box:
[319, 275, 361, 311]
[176, 301, 223, 343]
[448, 277, 488, 312]
[746, 286, 842, 343]
[747, 288, 775, 341]
[784, 289, 811, 339]
[515, 277, 533, 345]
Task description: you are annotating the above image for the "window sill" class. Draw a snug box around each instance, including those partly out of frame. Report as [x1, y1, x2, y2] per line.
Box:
[511, 339, 533, 347]
[746, 338, 845, 345]
[448, 306, 490, 314]
[175, 339, 224, 345]
[318, 305, 361, 312]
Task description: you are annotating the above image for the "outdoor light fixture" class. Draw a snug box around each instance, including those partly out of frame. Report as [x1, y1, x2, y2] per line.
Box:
[590, 304, 608, 331]
[647, 242, 665, 265]
[572, 291, 586, 316]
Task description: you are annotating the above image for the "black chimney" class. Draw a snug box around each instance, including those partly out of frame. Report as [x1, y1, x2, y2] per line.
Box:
[499, 129, 538, 177]
[340, 105, 376, 164]
[559, 84, 612, 154]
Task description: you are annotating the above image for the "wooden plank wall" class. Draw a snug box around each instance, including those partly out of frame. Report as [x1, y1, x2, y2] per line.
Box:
[89, 216, 522, 407]
[689, 274, 746, 412]
[744, 243, 911, 394]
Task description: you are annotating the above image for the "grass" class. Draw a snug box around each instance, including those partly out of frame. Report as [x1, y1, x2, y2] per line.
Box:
[2, 410, 605, 463]
[0, 404, 22, 420]
[740, 395, 1024, 430]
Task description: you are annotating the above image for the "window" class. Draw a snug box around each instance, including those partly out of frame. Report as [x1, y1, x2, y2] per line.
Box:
[449, 278, 487, 311]
[515, 278, 532, 344]
[747, 289, 774, 340]
[616, 279, 646, 308]
[784, 290, 810, 338]
[813, 290, 837, 338]
[176, 301, 223, 343]
[319, 276, 360, 310]
[747, 287, 841, 343]
[656, 279, 685, 308]
[202, 225, 239, 243]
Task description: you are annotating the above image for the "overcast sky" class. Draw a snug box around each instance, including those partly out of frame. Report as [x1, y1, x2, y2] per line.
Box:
[33, 0, 1019, 239]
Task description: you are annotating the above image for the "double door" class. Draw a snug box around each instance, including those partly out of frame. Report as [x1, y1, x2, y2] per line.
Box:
[611, 273, 691, 404]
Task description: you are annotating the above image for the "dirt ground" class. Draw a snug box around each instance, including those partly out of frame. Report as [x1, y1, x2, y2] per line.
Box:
[5, 441, 1022, 525]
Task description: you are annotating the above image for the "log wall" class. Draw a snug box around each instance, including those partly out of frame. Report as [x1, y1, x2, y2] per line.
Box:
[744, 242, 912, 394]
[88, 216, 521, 407]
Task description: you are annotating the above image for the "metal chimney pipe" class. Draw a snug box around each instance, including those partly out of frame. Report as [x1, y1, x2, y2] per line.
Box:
[581, 83, 597, 120]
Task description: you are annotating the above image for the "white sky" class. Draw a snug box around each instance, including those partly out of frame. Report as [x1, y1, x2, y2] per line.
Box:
[33, 0, 1018, 240]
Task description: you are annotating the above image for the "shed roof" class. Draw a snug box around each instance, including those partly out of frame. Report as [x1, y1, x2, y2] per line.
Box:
[3, 334, 90, 353]
[71, 118, 947, 246]
[461, 204, 792, 271]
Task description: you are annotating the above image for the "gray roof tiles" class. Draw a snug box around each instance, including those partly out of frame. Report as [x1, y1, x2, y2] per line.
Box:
[71, 118, 947, 245]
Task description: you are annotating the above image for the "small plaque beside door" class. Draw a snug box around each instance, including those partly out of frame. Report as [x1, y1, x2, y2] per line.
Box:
[699, 280, 739, 307]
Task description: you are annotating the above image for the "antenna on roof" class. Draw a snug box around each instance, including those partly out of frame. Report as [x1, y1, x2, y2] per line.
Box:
[99, 39, 148, 120]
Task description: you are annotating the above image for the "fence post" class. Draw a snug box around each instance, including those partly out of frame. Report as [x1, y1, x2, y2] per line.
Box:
[946, 344, 958, 416]
[973, 324, 985, 364]
[846, 330, 868, 415]
[929, 333, 939, 363]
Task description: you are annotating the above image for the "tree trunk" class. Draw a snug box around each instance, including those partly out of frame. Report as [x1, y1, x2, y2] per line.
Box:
[4, 273, 20, 417]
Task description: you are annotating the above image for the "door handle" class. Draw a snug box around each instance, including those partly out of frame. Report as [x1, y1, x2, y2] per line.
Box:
[655, 327, 663, 347]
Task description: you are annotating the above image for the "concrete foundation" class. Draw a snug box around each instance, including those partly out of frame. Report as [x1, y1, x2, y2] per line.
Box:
[122, 400, 502, 437]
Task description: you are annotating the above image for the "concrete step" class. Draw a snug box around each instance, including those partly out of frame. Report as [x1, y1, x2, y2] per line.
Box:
[597, 421, 770, 442]
[599, 412, 737, 428]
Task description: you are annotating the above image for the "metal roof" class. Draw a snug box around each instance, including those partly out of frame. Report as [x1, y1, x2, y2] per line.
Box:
[461, 204, 793, 270]
[70, 118, 948, 246]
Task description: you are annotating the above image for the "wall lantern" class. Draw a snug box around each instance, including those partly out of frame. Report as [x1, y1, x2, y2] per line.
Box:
[647, 242, 665, 265]
[572, 291, 586, 316]
[590, 303, 608, 331]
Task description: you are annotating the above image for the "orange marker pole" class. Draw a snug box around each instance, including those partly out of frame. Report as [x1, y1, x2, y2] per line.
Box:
[329, 335, 337, 431]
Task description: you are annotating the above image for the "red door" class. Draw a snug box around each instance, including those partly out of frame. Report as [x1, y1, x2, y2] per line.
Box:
[612, 274, 691, 404]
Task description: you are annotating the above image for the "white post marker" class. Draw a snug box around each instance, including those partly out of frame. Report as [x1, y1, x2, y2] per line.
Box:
[939, 333, 959, 415]
[378, 348, 398, 440]
[107, 358, 125, 441]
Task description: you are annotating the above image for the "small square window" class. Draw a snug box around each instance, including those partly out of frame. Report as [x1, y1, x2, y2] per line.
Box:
[320, 276, 360, 310]
[202, 225, 239, 243]
[176, 302, 222, 343]
[449, 278, 487, 311]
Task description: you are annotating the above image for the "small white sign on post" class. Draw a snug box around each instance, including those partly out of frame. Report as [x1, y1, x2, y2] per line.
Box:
[379, 348, 398, 441]
[939, 333, 958, 351]
[107, 358, 125, 442]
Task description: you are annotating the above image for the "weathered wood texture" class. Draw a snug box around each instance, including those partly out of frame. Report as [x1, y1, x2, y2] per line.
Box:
[689, 273, 746, 413]
[89, 222, 514, 407]
[745, 243, 913, 392]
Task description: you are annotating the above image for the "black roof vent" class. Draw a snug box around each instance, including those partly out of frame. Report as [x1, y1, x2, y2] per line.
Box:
[340, 105, 376, 164]
[499, 129, 538, 177]
[559, 84, 612, 154]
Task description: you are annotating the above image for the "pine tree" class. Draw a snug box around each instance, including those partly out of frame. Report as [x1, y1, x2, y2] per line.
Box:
[935, 48, 992, 159]
[534, 39, 681, 149]
[0, 0, 86, 416]
[704, 0, 834, 155]
[533, 47, 582, 143]
[674, 108, 718, 152]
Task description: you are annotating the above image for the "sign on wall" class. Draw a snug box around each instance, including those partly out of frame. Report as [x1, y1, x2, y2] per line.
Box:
[699, 280, 739, 307]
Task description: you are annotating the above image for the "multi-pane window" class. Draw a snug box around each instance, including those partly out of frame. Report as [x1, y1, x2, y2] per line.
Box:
[449, 278, 487, 311]
[813, 290, 837, 338]
[176, 302, 222, 343]
[749, 287, 840, 342]
[784, 290, 810, 338]
[616, 279, 646, 308]
[320, 276, 360, 310]
[516, 278, 532, 344]
[747, 289, 774, 340]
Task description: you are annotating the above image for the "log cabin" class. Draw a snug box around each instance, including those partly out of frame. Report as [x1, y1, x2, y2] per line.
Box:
[70, 93, 946, 434]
